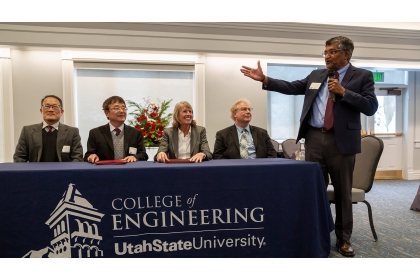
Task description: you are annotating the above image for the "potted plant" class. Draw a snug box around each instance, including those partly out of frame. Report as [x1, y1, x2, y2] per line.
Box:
[126, 98, 172, 147]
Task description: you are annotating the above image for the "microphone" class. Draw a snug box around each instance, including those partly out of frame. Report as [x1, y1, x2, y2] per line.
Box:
[327, 69, 335, 79]
[327, 69, 336, 102]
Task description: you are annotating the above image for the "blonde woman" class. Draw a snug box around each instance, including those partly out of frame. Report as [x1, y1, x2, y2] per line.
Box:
[155, 101, 212, 162]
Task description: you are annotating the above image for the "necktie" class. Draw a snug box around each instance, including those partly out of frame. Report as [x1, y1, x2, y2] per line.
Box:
[240, 130, 249, 159]
[113, 128, 124, 160]
[324, 71, 338, 130]
[47, 126, 53, 133]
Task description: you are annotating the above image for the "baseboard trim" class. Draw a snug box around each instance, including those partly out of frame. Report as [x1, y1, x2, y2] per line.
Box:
[406, 171, 420, 180]
[375, 170, 402, 180]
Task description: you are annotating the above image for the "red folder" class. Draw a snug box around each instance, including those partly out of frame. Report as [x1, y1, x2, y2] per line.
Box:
[95, 160, 127, 165]
[164, 159, 195, 164]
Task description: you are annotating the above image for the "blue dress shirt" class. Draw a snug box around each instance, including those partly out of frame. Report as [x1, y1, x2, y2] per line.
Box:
[309, 63, 350, 128]
[235, 124, 256, 159]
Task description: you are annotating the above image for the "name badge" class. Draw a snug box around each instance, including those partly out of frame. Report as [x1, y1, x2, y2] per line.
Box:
[309, 83, 321, 89]
[62, 145, 70, 153]
[129, 147, 137, 155]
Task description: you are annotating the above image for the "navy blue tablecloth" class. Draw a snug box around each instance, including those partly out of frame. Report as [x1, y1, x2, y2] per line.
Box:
[0, 158, 334, 258]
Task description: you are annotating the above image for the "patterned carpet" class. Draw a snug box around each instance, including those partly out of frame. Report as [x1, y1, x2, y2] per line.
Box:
[329, 179, 420, 258]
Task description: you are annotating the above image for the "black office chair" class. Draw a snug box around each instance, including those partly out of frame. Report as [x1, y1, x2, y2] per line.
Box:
[327, 135, 384, 241]
[281, 139, 300, 159]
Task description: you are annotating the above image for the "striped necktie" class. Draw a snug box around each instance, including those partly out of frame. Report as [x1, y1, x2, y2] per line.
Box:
[240, 129, 249, 159]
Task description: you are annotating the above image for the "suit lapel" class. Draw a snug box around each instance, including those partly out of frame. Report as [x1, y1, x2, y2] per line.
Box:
[172, 128, 179, 158]
[33, 123, 43, 162]
[311, 70, 329, 100]
[123, 124, 132, 154]
[100, 124, 114, 151]
[56, 123, 68, 162]
[302, 70, 330, 118]
[190, 126, 198, 156]
[341, 64, 356, 87]
[250, 125, 258, 154]
[230, 125, 240, 151]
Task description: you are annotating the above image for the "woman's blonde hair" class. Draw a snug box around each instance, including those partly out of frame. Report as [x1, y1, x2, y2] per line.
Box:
[172, 101, 197, 127]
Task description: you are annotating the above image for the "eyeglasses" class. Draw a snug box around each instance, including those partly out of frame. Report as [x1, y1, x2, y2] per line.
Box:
[41, 104, 61, 110]
[322, 49, 343, 57]
[108, 107, 128, 111]
[239, 107, 253, 112]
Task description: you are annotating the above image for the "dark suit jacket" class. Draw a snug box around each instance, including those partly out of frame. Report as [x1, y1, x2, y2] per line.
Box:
[154, 125, 212, 161]
[13, 122, 83, 162]
[264, 63, 378, 154]
[83, 123, 148, 161]
[213, 125, 277, 159]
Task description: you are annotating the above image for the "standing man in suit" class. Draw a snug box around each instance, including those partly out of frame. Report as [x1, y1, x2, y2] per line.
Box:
[14, 95, 83, 162]
[213, 99, 277, 159]
[84, 96, 148, 163]
[240, 36, 379, 257]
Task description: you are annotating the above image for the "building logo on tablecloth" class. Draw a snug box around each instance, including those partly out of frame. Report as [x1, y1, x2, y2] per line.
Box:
[23, 183, 105, 258]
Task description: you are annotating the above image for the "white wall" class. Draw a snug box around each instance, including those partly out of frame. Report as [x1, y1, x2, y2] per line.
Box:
[11, 49, 63, 142]
[205, 55, 269, 150]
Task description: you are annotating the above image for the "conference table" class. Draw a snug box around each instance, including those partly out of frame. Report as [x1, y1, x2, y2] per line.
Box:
[0, 158, 334, 258]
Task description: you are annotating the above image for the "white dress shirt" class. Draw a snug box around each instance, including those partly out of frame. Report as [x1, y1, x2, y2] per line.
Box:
[178, 127, 191, 159]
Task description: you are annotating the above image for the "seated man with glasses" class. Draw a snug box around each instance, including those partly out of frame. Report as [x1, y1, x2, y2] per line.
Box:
[13, 95, 83, 162]
[84, 96, 148, 163]
[213, 99, 277, 159]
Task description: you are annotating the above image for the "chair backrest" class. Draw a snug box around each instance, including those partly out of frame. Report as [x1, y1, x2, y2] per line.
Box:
[352, 135, 384, 193]
[271, 139, 279, 152]
[281, 139, 300, 159]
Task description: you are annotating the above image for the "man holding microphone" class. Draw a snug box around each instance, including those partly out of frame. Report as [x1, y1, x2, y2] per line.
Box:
[240, 36, 378, 257]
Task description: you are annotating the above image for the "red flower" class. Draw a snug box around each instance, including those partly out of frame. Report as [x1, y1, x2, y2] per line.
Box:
[159, 126, 164, 131]
[147, 132, 152, 137]
[151, 123, 157, 128]
[135, 124, 141, 130]
[146, 122, 151, 127]
[154, 106, 158, 111]
[150, 112, 157, 117]
[157, 119, 162, 123]
[137, 115, 146, 121]
[142, 131, 147, 136]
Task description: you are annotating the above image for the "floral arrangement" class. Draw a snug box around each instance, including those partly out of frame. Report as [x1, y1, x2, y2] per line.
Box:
[126, 98, 173, 147]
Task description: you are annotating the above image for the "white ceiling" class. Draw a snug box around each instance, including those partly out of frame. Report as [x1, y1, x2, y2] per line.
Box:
[313, 22, 420, 30]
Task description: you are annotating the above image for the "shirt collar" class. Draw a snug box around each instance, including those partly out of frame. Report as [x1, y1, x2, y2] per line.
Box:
[336, 63, 350, 80]
[109, 123, 124, 132]
[43, 121, 59, 130]
[178, 126, 191, 136]
[235, 124, 250, 133]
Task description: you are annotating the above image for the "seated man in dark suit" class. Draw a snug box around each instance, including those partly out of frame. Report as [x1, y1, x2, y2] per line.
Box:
[213, 99, 277, 159]
[84, 96, 148, 163]
[13, 95, 83, 162]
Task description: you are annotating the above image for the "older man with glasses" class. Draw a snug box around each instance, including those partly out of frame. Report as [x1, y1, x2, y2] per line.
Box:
[240, 36, 379, 257]
[84, 95, 148, 163]
[213, 98, 277, 159]
[13, 95, 83, 162]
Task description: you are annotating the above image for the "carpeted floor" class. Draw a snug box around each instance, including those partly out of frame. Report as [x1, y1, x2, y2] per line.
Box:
[329, 179, 420, 258]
